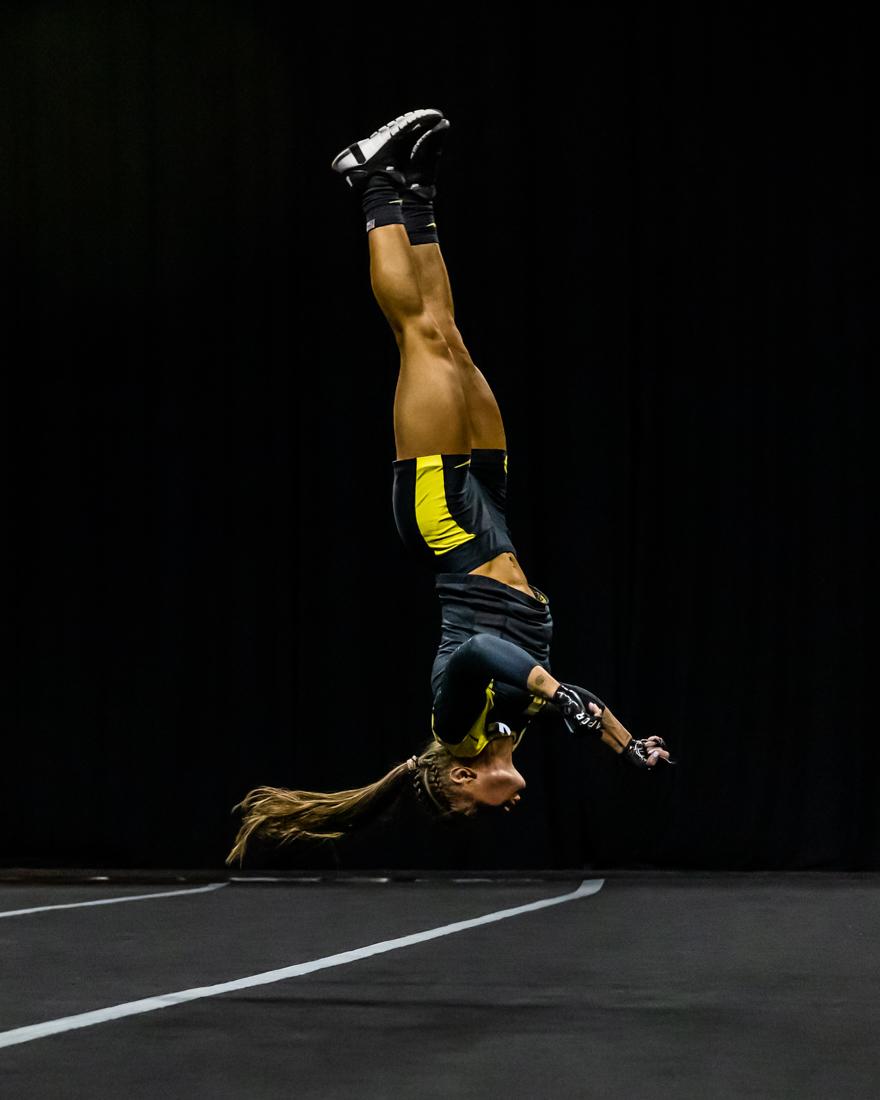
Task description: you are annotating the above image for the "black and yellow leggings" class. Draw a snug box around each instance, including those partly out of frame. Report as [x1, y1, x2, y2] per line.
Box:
[431, 634, 537, 755]
[392, 450, 516, 573]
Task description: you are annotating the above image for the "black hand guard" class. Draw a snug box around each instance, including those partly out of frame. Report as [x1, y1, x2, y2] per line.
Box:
[552, 684, 604, 735]
[624, 737, 673, 769]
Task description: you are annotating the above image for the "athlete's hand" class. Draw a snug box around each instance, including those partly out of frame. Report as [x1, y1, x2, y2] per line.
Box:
[625, 735, 674, 769]
[552, 685, 603, 735]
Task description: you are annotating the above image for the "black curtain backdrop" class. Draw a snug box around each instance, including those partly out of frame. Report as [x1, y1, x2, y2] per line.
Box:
[1, 3, 870, 870]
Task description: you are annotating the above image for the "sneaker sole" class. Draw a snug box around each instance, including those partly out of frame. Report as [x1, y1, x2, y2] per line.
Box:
[331, 108, 443, 175]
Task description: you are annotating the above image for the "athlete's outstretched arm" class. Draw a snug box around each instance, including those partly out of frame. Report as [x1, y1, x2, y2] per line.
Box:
[433, 634, 672, 767]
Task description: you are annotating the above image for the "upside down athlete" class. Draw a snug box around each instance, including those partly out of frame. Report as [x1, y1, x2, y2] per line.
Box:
[227, 109, 672, 864]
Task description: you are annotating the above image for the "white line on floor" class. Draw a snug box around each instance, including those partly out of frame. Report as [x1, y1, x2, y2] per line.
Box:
[0, 878, 603, 1049]
[0, 882, 227, 919]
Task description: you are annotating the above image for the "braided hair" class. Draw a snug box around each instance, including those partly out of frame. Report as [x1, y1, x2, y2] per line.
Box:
[408, 741, 473, 819]
[226, 740, 472, 864]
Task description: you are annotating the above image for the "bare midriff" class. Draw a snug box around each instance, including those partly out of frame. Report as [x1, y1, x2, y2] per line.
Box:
[469, 552, 534, 597]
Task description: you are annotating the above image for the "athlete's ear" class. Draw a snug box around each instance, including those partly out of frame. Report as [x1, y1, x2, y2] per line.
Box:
[449, 765, 477, 786]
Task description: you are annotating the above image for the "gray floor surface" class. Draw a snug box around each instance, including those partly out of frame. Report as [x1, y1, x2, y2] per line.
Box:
[1, 874, 878, 1099]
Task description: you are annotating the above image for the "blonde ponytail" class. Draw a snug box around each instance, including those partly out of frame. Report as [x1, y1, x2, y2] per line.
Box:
[226, 759, 413, 865]
[226, 741, 475, 865]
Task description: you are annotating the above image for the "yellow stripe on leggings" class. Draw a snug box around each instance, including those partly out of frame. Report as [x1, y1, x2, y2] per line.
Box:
[433, 683, 496, 757]
[414, 455, 476, 555]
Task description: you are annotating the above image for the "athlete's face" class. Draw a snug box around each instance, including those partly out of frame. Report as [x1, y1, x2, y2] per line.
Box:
[469, 767, 526, 812]
[450, 738, 526, 813]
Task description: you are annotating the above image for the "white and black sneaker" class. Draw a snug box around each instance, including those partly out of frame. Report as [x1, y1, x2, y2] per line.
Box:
[406, 117, 450, 200]
[331, 108, 443, 189]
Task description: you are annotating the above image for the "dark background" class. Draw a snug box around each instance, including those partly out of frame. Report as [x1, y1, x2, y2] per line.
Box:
[1, 3, 870, 871]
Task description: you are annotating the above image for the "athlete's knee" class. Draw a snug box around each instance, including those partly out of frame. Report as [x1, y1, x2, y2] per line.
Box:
[438, 320, 467, 357]
[452, 633, 501, 676]
[464, 633, 497, 662]
[429, 318, 475, 374]
[398, 310, 450, 354]
[456, 633, 536, 689]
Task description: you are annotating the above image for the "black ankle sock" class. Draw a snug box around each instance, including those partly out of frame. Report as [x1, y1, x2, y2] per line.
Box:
[361, 172, 405, 233]
[402, 190, 439, 246]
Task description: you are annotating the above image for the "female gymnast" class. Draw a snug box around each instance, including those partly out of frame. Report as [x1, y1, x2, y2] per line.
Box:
[226, 109, 671, 865]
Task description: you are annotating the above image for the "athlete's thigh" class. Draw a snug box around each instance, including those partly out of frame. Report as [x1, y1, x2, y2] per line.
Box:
[393, 327, 470, 459]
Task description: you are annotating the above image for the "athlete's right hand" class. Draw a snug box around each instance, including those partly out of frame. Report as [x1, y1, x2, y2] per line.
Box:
[551, 684, 603, 735]
[625, 735, 674, 768]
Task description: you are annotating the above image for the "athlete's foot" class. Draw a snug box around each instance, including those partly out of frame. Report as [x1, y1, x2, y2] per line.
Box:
[406, 117, 450, 200]
[331, 108, 443, 190]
